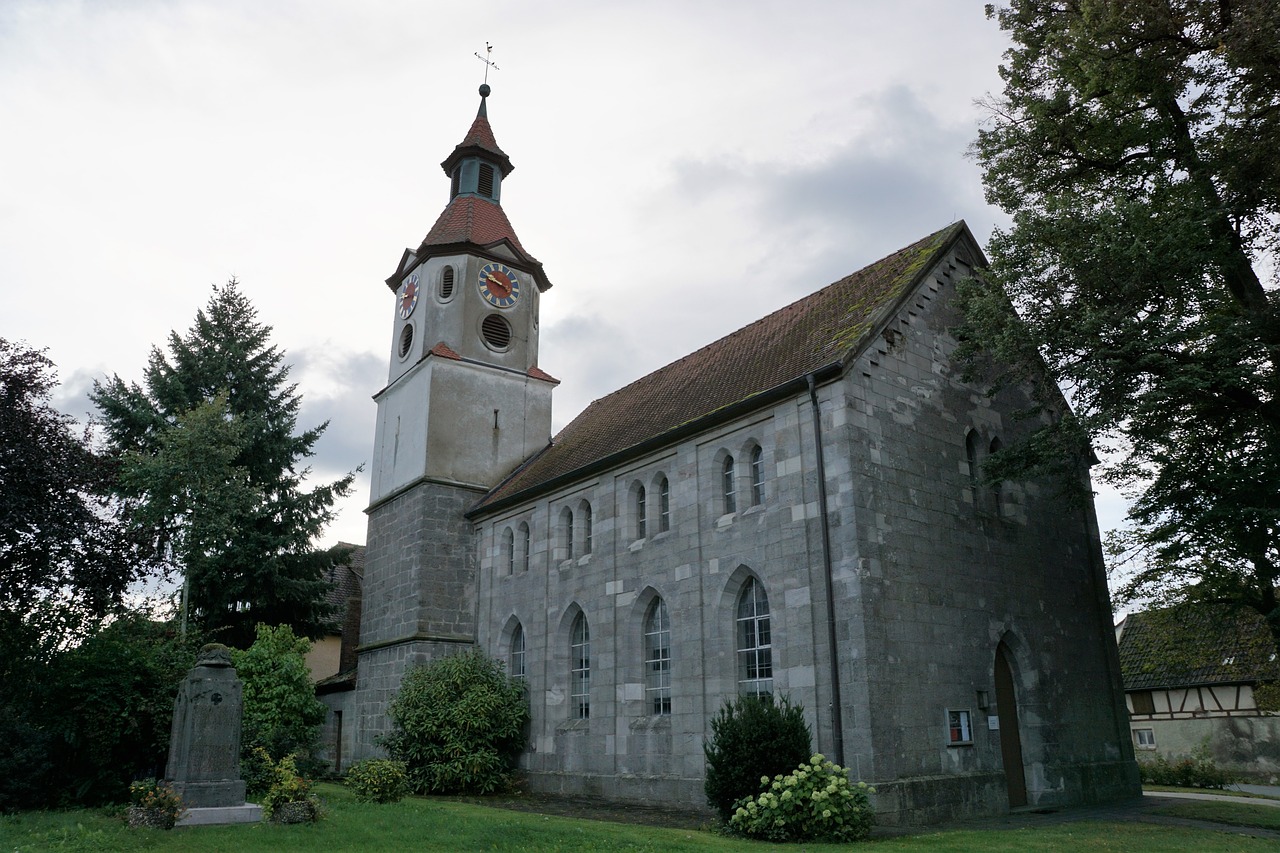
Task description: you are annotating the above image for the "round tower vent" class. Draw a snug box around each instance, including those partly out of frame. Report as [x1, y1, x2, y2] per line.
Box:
[481, 314, 512, 351]
[398, 323, 414, 359]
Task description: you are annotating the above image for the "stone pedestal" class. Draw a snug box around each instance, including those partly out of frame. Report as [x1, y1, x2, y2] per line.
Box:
[165, 644, 258, 823]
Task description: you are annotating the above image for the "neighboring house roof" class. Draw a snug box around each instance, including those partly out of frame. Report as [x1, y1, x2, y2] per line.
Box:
[324, 542, 365, 635]
[469, 221, 976, 516]
[1117, 606, 1280, 691]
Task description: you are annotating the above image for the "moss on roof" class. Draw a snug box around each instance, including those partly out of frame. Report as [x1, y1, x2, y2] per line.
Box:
[1118, 605, 1279, 691]
[470, 222, 969, 515]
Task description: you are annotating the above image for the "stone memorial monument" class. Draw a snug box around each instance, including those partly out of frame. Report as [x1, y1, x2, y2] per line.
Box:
[166, 643, 262, 825]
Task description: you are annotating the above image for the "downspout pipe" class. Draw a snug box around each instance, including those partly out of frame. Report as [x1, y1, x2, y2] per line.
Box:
[808, 373, 845, 766]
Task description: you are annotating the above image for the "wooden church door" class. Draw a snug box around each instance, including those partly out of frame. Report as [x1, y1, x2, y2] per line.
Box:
[995, 642, 1027, 807]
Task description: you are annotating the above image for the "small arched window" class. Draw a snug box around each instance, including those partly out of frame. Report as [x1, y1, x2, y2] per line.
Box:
[518, 522, 530, 572]
[722, 455, 737, 514]
[509, 623, 526, 680]
[636, 484, 647, 539]
[503, 527, 514, 576]
[750, 445, 765, 506]
[440, 266, 455, 300]
[644, 599, 672, 715]
[965, 429, 980, 492]
[560, 507, 574, 560]
[571, 613, 590, 719]
[657, 476, 671, 534]
[989, 436, 1004, 514]
[581, 502, 593, 555]
[736, 578, 772, 697]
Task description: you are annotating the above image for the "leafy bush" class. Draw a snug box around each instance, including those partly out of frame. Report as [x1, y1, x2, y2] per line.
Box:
[704, 693, 812, 821]
[126, 778, 185, 828]
[346, 758, 410, 803]
[1138, 747, 1235, 789]
[232, 624, 328, 792]
[380, 650, 527, 794]
[256, 749, 319, 821]
[1, 613, 200, 809]
[729, 754, 875, 842]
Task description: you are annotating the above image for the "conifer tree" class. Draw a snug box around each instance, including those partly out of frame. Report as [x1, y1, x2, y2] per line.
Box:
[92, 281, 355, 646]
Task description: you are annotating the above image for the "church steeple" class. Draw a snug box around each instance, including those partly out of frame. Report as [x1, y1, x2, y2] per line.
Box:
[441, 85, 514, 203]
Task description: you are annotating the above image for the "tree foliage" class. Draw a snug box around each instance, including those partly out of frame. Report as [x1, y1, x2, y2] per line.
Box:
[703, 693, 812, 822]
[964, 1, 1280, 651]
[0, 614, 201, 810]
[0, 339, 136, 619]
[380, 650, 528, 795]
[232, 623, 328, 770]
[91, 280, 356, 646]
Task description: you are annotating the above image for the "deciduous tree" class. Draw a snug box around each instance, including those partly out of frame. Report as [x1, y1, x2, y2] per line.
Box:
[0, 339, 136, 619]
[963, 1, 1280, 652]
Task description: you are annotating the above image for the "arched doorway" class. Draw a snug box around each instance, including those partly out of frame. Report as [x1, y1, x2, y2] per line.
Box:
[995, 641, 1027, 807]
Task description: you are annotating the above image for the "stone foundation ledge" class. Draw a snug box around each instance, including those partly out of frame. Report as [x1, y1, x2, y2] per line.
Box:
[176, 804, 263, 827]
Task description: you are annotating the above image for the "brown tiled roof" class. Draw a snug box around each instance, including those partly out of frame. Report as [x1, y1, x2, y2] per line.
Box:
[528, 365, 559, 384]
[429, 342, 462, 360]
[420, 195, 532, 257]
[469, 222, 968, 515]
[1118, 606, 1280, 691]
[324, 542, 364, 632]
[440, 109, 513, 177]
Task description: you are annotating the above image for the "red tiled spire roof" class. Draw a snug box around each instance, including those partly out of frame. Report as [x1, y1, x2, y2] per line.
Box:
[471, 222, 972, 515]
[420, 195, 533, 258]
[440, 92, 513, 177]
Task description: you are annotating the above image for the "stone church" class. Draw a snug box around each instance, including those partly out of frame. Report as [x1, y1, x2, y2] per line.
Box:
[335, 85, 1140, 824]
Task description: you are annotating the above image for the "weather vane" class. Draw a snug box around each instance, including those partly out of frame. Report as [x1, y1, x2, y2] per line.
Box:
[475, 42, 499, 85]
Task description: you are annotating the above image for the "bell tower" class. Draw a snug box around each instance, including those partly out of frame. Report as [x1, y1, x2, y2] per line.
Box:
[353, 84, 557, 756]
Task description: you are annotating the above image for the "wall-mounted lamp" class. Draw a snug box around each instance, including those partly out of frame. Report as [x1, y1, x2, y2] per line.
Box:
[976, 690, 990, 711]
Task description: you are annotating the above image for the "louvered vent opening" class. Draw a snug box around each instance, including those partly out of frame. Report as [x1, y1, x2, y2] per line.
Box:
[451, 170, 460, 198]
[398, 324, 414, 358]
[440, 267, 455, 299]
[481, 314, 512, 350]
[478, 163, 495, 197]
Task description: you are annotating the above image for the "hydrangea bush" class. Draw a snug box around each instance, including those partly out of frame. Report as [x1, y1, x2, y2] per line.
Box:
[346, 758, 410, 803]
[729, 755, 875, 842]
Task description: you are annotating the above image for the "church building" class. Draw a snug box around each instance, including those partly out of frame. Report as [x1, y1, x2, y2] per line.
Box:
[340, 84, 1140, 825]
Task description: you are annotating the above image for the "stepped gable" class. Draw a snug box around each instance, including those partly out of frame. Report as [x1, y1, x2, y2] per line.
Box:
[472, 221, 968, 514]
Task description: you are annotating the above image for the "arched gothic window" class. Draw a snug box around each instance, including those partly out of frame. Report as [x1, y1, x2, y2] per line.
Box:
[518, 522, 530, 572]
[503, 527, 514, 576]
[571, 613, 590, 719]
[750, 445, 765, 506]
[989, 436, 1004, 514]
[509, 623, 526, 681]
[560, 507, 574, 560]
[644, 599, 672, 715]
[722, 455, 737, 514]
[636, 484, 647, 539]
[581, 502, 593, 555]
[736, 578, 772, 696]
[657, 476, 671, 534]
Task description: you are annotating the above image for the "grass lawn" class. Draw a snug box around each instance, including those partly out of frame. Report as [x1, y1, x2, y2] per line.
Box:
[1149, 800, 1280, 831]
[0, 784, 1275, 852]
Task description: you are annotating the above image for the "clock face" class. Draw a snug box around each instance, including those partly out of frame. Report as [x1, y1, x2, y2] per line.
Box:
[478, 262, 520, 308]
[397, 272, 419, 319]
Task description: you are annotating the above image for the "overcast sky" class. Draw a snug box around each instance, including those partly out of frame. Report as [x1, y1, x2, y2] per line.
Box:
[0, 0, 1132, 558]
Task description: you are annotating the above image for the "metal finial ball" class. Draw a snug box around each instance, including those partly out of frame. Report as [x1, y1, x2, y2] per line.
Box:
[479, 83, 491, 98]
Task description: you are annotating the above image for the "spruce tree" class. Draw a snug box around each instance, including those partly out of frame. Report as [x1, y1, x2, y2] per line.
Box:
[92, 281, 355, 646]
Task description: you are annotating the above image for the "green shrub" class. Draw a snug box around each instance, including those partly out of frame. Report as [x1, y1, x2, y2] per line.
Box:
[345, 758, 410, 803]
[703, 693, 812, 822]
[729, 754, 875, 842]
[1138, 748, 1235, 789]
[256, 749, 319, 821]
[379, 650, 527, 794]
[232, 624, 328, 793]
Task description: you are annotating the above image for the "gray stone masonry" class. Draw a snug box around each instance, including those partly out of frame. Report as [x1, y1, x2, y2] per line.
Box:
[165, 644, 248, 809]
